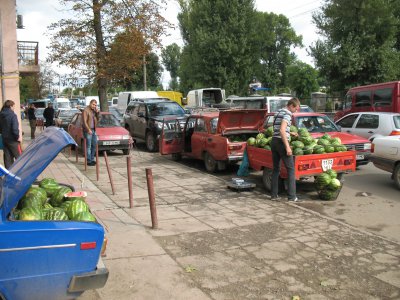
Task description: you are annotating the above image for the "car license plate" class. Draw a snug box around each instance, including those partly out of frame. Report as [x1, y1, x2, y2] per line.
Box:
[322, 159, 334, 171]
[103, 141, 120, 145]
[356, 154, 364, 160]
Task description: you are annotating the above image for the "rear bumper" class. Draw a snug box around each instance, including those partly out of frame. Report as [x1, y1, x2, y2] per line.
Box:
[228, 155, 243, 161]
[370, 156, 396, 173]
[68, 259, 109, 293]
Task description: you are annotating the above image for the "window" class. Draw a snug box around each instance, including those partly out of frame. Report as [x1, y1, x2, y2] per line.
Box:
[344, 93, 352, 109]
[394, 116, 400, 129]
[355, 114, 379, 129]
[138, 105, 146, 116]
[336, 114, 358, 128]
[355, 91, 372, 107]
[373, 88, 393, 107]
[195, 118, 207, 132]
[210, 118, 218, 133]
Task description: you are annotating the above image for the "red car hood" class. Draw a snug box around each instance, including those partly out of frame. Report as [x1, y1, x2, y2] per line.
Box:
[217, 109, 266, 134]
[311, 132, 369, 144]
[96, 127, 130, 140]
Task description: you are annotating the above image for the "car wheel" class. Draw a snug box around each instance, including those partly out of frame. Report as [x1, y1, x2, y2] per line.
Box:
[262, 168, 272, 191]
[171, 153, 182, 161]
[204, 152, 217, 173]
[394, 164, 400, 190]
[145, 132, 157, 152]
[122, 149, 130, 155]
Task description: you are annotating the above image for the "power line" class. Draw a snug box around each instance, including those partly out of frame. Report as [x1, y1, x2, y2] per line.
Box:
[285, 0, 321, 13]
[289, 7, 319, 18]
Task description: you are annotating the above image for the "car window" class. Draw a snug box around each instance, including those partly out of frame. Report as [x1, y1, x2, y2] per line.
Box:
[147, 102, 185, 117]
[125, 104, 135, 115]
[373, 88, 393, 107]
[393, 115, 400, 129]
[355, 114, 378, 129]
[210, 118, 218, 133]
[138, 105, 146, 116]
[98, 114, 120, 127]
[344, 93, 352, 109]
[336, 114, 358, 128]
[355, 91, 372, 107]
[195, 118, 207, 132]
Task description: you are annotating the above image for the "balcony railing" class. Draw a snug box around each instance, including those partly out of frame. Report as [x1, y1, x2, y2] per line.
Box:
[17, 41, 39, 74]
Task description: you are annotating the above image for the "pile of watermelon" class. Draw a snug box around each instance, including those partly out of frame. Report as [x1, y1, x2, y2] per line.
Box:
[14, 178, 96, 222]
[314, 169, 342, 200]
[247, 125, 348, 156]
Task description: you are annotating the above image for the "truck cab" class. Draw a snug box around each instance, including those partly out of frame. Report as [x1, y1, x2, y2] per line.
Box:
[186, 88, 228, 109]
[0, 127, 108, 300]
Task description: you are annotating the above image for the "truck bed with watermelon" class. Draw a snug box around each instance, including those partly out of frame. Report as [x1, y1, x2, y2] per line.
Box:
[246, 124, 357, 194]
[0, 128, 108, 300]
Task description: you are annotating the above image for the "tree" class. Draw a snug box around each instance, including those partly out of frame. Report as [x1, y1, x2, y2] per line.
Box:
[251, 12, 302, 94]
[310, 0, 400, 92]
[177, 0, 256, 95]
[161, 43, 181, 90]
[286, 61, 319, 101]
[47, 0, 171, 111]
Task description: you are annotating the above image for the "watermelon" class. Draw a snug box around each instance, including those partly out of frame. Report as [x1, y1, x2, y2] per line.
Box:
[263, 145, 271, 150]
[325, 145, 335, 153]
[247, 137, 256, 146]
[290, 125, 298, 133]
[292, 141, 305, 149]
[59, 200, 74, 211]
[18, 207, 43, 220]
[313, 146, 325, 154]
[74, 211, 96, 222]
[258, 138, 269, 147]
[43, 184, 61, 197]
[318, 190, 334, 201]
[46, 209, 69, 221]
[293, 148, 304, 156]
[66, 200, 89, 219]
[316, 173, 332, 188]
[300, 135, 314, 146]
[20, 194, 43, 209]
[328, 178, 341, 191]
[256, 133, 265, 140]
[318, 139, 330, 146]
[330, 137, 342, 144]
[321, 133, 331, 140]
[39, 178, 58, 188]
[25, 187, 48, 205]
[264, 126, 274, 137]
[50, 186, 73, 207]
[43, 202, 53, 209]
[298, 128, 309, 137]
[325, 169, 337, 179]
[302, 146, 314, 155]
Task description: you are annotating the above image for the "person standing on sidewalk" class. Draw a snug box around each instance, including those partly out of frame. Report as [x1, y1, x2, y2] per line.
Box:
[270, 97, 301, 202]
[82, 99, 100, 166]
[27, 103, 37, 139]
[0, 100, 22, 168]
[43, 102, 55, 127]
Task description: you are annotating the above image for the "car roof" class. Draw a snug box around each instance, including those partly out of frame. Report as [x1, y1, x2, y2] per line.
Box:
[343, 112, 400, 116]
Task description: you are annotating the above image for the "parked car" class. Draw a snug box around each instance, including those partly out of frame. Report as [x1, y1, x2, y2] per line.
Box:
[0, 127, 108, 300]
[335, 112, 400, 141]
[370, 136, 400, 189]
[68, 112, 132, 155]
[159, 109, 266, 172]
[55, 108, 80, 130]
[300, 105, 314, 112]
[264, 112, 372, 166]
[123, 99, 187, 152]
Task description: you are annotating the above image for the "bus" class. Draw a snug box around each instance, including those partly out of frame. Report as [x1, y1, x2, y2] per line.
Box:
[334, 81, 400, 121]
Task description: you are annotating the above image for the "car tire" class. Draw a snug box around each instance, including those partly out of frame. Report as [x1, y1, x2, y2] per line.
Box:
[394, 164, 400, 190]
[262, 168, 272, 191]
[204, 152, 217, 173]
[171, 153, 182, 161]
[145, 132, 157, 152]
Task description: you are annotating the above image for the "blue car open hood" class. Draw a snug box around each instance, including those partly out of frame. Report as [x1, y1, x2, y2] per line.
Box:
[0, 127, 76, 218]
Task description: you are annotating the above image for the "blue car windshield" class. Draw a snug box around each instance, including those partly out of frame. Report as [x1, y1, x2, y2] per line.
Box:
[148, 102, 185, 117]
[296, 115, 338, 133]
[98, 114, 120, 127]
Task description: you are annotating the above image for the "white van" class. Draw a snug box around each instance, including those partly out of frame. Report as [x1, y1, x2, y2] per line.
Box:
[186, 88, 226, 108]
[117, 91, 160, 113]
[84, 96, 100, 106]
[53, 97, 71, 110]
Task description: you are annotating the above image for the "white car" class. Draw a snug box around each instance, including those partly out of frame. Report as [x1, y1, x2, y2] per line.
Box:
[370, 136, 400, 190]
[335, 112, 400, 141]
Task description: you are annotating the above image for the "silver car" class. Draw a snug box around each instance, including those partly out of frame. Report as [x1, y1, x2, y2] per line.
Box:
[335, 112, 400, 141]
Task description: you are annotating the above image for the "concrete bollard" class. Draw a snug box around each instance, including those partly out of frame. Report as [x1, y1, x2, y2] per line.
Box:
[127, 156, 134, 208]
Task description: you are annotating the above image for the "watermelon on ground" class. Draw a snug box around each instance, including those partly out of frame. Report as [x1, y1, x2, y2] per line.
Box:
[325, 169, 337, 179]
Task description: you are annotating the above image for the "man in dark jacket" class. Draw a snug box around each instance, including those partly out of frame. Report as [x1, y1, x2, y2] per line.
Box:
[0, 100, 22, 168]
[27, 103, 37, 139]
[43, 102, 55, 127]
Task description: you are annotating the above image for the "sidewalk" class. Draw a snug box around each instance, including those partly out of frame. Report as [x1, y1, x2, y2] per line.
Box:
[16, 122, 400, 299]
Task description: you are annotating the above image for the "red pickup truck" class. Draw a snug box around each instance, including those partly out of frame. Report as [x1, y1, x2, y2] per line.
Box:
[159, 109, 266, 172]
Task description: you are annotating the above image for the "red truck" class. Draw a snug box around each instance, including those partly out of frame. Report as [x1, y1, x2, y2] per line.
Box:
[159, 109, 266, 172]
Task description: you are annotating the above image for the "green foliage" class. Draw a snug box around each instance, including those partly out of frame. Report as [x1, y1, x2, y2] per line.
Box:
[310, 0, 400, 91]
[286, 61, 319, 99]
[161, 43, 181, 89]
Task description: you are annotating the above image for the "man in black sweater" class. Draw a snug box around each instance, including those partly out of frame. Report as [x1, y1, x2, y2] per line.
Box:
[27, 103, 37, 139]
[43, 102, 55, 127]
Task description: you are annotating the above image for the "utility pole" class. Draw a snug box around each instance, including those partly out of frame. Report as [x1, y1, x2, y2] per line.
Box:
[143, 55, 147, 91]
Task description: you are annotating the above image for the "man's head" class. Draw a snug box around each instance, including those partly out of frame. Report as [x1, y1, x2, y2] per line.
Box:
[89, 99, 97, 110]
[287, 98, 300, 113]
[4, 100, 15, 109]
[48, 103, 53, 107]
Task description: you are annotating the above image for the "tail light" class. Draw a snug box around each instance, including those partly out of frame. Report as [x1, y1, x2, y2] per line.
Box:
[298, 164, 310, 171]
[371, 143, 375, 153]
[344, 159, 353, 165]
[80, 241, 97, 250]
[101, 237, 108, 257]
[389, 130, 400, 136]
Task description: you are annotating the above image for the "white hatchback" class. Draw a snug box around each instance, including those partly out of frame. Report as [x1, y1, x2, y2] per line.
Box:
[335, 112, 400, 141]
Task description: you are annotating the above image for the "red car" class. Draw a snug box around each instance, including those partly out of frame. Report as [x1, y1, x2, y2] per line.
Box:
[68, 111, 132, 155]
[264, 112, 372, 166]
[159, 109, 266, 172]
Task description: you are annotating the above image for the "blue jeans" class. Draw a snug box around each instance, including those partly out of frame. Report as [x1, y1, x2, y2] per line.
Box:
[84, 131, 97, 163]
[271, 137, 296, 200]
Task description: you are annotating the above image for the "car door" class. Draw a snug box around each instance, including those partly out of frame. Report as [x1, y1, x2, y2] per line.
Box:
[68, 114, 82, 145]
[191, 117, 208, 159]
[123, 103, 136, 135]
[336, 114, 359, 135]
[352, 113, 379, 139]
[135, 104, 147, 139]
[159, 119, 184, 155]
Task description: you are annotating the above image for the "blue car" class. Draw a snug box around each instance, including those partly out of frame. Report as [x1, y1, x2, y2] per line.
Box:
[0, 127, 108, 300]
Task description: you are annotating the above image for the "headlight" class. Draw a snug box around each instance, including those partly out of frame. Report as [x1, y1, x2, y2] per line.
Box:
[364, 143, 372, 150]
[156, 121, 164, 129]
[122, 135, 130, 140]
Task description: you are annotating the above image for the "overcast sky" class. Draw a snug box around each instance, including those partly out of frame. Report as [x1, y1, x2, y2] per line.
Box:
[16, 0, 323, 87]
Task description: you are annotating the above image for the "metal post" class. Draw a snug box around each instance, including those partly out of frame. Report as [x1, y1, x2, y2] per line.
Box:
[83, 138, 87, 171]
[75, 136, 79, 163]
[127, 156, 133, 208]
[95, 143, 99, 181]
[145, 168, 158, 229]
[103, 151, 115, 195]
